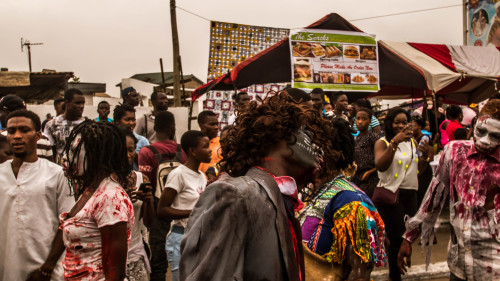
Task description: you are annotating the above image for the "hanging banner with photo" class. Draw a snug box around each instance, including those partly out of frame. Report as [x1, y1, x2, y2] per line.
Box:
[289, 29, 380, 92]
[467, 0, 500, 47]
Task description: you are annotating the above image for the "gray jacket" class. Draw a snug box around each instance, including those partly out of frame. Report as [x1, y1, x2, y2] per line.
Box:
[179, 167, 304, 281]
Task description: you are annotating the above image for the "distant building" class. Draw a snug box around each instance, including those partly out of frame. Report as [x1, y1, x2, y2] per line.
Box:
[0, 68, 73, 103]
[116, 72, 204, 107]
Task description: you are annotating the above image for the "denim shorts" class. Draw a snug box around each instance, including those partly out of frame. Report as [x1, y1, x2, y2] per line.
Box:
[166, 226, 184, 281]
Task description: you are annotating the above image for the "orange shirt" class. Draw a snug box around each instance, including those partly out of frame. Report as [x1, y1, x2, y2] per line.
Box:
[199, 137, 222, 174]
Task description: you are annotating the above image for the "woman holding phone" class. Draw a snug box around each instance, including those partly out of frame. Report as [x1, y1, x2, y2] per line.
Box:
[120, 126, 156, 281]
[373, 107, 432, 281]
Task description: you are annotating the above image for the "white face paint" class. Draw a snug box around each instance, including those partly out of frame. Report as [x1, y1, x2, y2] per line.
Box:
[62, 134, 87, 177]
[289, 128, 323, 169]
[474, 116, 500, 154]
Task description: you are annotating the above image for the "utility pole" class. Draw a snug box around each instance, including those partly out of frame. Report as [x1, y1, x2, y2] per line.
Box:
[170, 0, 182, 106]
[21, 38, 43, 72]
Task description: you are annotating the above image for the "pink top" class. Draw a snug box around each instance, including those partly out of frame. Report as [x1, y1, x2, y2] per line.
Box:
[445, 120, 463, 141]
[59, 177, 134, 280]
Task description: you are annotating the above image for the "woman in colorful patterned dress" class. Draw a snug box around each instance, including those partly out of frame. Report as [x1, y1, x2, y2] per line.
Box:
[300, 118, 387, 281]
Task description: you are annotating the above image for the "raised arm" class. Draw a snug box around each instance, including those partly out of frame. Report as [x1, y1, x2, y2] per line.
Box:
[375, 125, 410, 172]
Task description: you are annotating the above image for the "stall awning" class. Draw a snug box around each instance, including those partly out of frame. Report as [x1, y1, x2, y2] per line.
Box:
[192, 13, 500, 104]
[372, 41, 500, 103]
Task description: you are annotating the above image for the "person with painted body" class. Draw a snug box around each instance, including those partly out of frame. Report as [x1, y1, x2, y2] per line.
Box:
[399, 100, 500, 281]
[179, 92, 334, 281]
[373, 107, 433, 281]
[300, 118, 387, 281]
[157, 130, 211, 281]
[35, 120, 134, 281]
[1, 110, 74, 281]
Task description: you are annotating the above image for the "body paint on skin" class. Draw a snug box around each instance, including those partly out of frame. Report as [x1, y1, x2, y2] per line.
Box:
[288, 128, 323, 169]
[474, 116, 500, 154]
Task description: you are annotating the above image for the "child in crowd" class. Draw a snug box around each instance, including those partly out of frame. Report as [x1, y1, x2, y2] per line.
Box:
[94, 100, 113, 122]
[156, 130, 211, 281]
[351, 107, 380, 198]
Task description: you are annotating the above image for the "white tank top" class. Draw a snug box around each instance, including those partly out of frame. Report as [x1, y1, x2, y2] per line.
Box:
[377, 137, 419, 192]
[128, 171, 145, 262]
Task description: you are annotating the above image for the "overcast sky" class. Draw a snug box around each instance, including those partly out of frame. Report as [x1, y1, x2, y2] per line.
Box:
[1, 0, 463, 98]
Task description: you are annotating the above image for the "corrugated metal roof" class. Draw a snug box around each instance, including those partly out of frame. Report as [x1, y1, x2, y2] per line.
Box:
[115, 72, 204, 87]
[0, 71, 74, 103]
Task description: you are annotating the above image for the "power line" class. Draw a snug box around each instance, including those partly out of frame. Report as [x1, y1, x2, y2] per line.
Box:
[177, 3, 464, 27]
[349, 3, 463, 22]
[176, 6, 210, 22]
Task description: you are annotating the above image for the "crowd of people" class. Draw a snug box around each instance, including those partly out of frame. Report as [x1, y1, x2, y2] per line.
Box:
[0, 86, 499, 281]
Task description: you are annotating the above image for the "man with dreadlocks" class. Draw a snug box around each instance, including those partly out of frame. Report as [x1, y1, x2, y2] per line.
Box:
[179, 92, 335, 281]
[0, 110, 74, 281]
[34, 120, 134, 281]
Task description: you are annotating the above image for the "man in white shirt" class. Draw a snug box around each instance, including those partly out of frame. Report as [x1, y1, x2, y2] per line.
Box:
[0, 109, 74, 280]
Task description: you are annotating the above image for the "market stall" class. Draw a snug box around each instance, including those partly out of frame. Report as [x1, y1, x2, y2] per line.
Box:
[192, 13, 500, 105]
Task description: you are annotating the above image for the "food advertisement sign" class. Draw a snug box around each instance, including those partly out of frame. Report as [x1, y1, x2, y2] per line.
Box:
[467, 0, 500, 47]
[290, 29, 380, 92]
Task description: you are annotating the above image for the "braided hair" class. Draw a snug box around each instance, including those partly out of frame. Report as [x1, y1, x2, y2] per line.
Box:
[63, 120, 131, 198]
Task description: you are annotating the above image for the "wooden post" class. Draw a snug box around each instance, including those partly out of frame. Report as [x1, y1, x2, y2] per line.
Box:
[170, 0, 181, 106]
[159, 58, 167, 94]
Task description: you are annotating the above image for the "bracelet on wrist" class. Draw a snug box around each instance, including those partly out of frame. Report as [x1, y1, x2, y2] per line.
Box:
[389, 140, 398, 152]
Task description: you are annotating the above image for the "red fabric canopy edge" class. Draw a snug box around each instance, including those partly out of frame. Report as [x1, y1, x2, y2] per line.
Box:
[408, 42, 456, 71]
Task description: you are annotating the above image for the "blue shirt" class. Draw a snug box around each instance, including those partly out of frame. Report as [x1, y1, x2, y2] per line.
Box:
[94, 117, 113, 122]
[133, 132, 150, 171]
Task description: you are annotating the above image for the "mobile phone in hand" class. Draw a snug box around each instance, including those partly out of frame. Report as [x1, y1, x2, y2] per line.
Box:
[138, 182, 152, 193]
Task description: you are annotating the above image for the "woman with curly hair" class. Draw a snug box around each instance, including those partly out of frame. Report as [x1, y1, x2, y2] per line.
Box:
[179, 91, 336, 281]
[34, 120, 135, 281]
[300, 118, 387, 281]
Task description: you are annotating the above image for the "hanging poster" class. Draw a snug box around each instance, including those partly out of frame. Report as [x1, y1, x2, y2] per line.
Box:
[290, 29, 380, 92]
[205, 21, 289, 128]
[467, 0, 500, 47]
